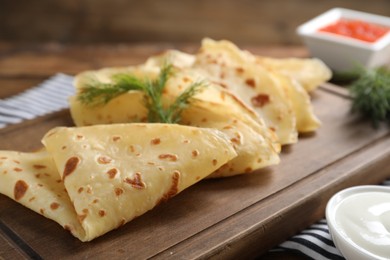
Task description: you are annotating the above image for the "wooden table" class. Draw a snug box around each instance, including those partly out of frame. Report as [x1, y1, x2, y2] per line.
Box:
[1, 42, 390, 259]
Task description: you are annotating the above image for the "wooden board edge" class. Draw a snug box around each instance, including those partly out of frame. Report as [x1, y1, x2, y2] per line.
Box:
[319, 83, 350, 99]
[0, 109, 73, 135]
[0, 220, 40, 259]
[151, 132, 390, 259]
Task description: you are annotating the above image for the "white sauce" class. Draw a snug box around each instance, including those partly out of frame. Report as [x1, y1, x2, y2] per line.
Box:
[335, 191, 390, 259]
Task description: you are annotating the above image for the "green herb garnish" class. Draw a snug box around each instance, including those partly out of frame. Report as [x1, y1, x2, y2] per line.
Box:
[78, 63, 206, 124]
[348, 66, 390, 126]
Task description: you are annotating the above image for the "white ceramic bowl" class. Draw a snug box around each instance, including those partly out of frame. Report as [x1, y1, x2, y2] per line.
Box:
[297, 8, 390, 71]
[326, 185, 390, 260]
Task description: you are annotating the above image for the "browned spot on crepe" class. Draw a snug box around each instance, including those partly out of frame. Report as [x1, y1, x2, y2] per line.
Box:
[245, 78, 256, 88]
[251, 94, 270, 107]
[14, 180, 28, 201]
[158, 154, 178, 162]
[157, 170, 180, 205]
[124, 172, 146, 189]
[63, 156, 80, 180]
[106, 168, 118, 179]
[150, 138, 161, 145]
[33, 164, 46, 169]
[50, 202, 60, 210]
[97, 156, 112, 164]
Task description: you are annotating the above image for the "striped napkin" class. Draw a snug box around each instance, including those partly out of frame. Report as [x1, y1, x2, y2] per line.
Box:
[270, 219, 345, 259]
[4, 73, 386, 259]
[0, 74, 74, 128]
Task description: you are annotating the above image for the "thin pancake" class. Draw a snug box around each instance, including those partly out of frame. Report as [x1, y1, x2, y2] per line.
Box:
[70, 68, 280, 177]
[255, 56, 332, 92]
[42, 124, 236, 241]
[0, 123, 236, 241]
[145, 39, 326, 136]
[182, 101, 280, 177]
[0, 150, 86, 240]
[194, 38, 298, 144]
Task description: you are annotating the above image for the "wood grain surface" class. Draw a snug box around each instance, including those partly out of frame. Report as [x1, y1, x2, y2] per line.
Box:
[1, 0, 390, 45]
[1, 44, 390, 259]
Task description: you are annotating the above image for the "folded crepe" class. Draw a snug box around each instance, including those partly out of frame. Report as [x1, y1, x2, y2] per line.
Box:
[192, 38, 324, 144]
[255, 56, 332, 93]
[71, 65, 261, 126]
[70, 65, 281, 177]
[182, 101, 280, 177]
[69, 38, 329, 174]
[144, 39, 328, 143]
[0, 123, 237, 241]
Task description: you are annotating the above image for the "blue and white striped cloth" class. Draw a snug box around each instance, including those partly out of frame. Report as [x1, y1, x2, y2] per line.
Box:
[0, 74, 74, 128]
[271, 219, 345, 259]
[1, 73, 387, 259]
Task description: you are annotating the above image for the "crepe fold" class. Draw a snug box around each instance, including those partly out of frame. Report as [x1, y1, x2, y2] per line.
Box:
[146, 39, 331, 142]
[69, 39, 331, 176]
[0, 123, 236, 241]
[181, 39, 329, 143]
[70, 66, 281, 178]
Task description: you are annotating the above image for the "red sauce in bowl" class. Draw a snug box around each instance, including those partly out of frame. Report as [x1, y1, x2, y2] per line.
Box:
[318, 19, 389, 43]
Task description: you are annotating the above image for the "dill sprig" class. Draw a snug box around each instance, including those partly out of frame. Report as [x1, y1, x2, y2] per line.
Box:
[348, 66, 390, 126]
[165, 81, 205, 123]
[77, 74, 145, 106]
[77, 63, 206, 124]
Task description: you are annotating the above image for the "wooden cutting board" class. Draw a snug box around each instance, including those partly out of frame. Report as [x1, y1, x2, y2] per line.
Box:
[1, 83, 390, 259]
[1, 44, 390, 259]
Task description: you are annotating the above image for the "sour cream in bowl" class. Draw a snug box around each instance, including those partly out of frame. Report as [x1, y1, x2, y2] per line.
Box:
[326, 185, 390, 260]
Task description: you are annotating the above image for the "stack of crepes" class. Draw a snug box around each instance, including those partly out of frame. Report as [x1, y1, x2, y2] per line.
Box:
[0, 39, 331, 242]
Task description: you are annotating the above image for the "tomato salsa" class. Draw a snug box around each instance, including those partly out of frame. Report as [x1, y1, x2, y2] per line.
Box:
[318, 19, 389, 43]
